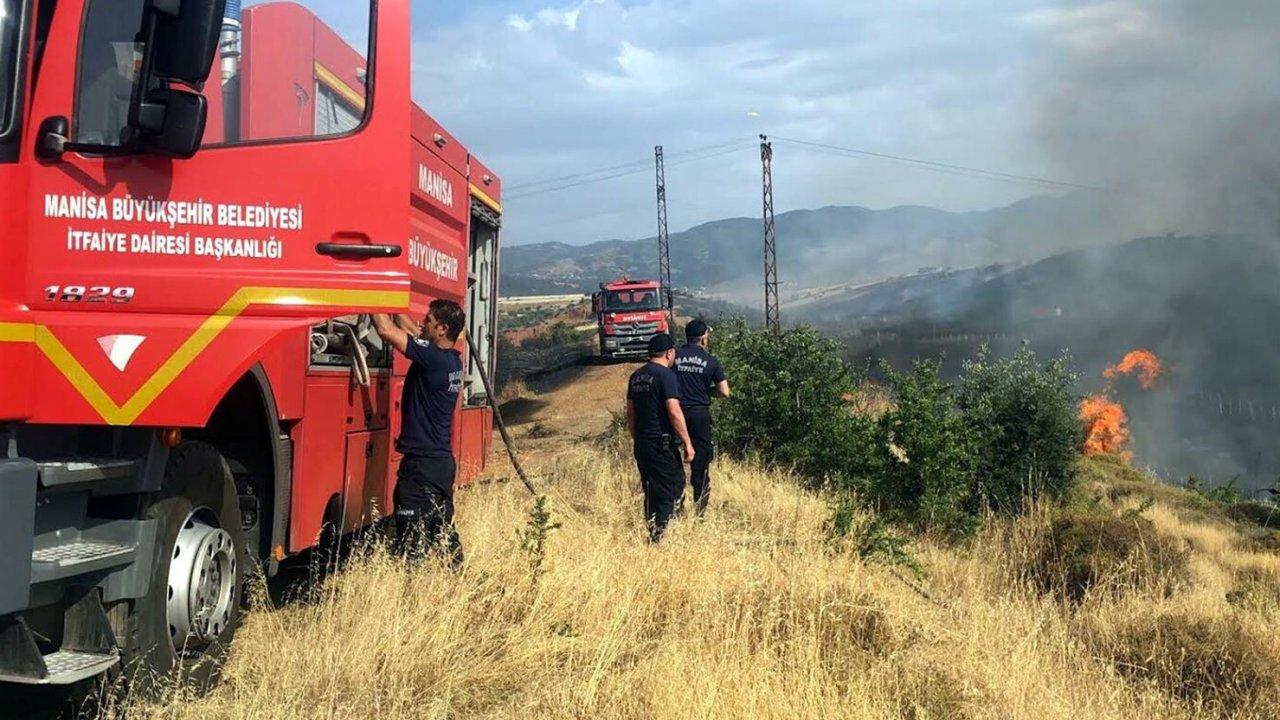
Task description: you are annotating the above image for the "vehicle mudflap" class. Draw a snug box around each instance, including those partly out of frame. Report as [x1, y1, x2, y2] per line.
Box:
[0, 459, 36, 616]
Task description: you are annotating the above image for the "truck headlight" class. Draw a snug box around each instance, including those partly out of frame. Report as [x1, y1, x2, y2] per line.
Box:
[605, 339, 618, 348]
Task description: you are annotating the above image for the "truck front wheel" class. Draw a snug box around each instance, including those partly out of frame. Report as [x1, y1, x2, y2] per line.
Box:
[116, 441, 246, 697]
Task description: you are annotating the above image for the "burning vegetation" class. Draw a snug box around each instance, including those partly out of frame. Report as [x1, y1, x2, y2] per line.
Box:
[1080, 395, 1132, 459]
[1104, 350, 1165, 390]
[1081, 349, 1166, 460]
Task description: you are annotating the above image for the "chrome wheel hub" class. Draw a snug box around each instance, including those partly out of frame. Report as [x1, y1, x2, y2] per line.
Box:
[166, 510, 236, 654]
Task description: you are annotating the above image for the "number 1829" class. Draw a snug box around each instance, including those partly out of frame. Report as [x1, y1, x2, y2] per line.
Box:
[44, 285, 136, 304]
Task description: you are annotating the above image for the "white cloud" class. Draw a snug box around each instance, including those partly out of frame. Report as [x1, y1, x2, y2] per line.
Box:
[413, 0, 1060, 246]
[1021, 2, 1163, 52]
[509, 1, 598, 34]
[583, 41, 675, 93]
[536, 7, 582, 30]
[506, 14, 534, 32]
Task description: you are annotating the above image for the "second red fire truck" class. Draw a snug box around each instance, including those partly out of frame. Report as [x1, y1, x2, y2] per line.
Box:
[0, 0, 500, 691]
[592, 277, 669, 360]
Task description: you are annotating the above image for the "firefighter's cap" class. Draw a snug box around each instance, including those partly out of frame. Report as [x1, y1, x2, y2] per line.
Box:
[648, 333, 676, 355]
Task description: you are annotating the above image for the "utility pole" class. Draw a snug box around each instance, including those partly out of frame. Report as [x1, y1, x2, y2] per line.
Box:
[760, 135, 780, 333]
[655, 145, 674, 327]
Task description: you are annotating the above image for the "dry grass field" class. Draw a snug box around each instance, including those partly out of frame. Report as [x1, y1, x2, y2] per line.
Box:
[107, 439, 1280, 720]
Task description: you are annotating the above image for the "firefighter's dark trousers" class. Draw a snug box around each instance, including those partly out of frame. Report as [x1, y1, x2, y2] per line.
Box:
[394, 455, 463, 567]
[634, 435, 686, 543]
[683, 405, 715, 515]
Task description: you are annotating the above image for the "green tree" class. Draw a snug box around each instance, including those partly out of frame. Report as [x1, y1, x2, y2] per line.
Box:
[714, 319, 875, 484]
[958, 344, 1082, 512]
[873, 360, 978, 536]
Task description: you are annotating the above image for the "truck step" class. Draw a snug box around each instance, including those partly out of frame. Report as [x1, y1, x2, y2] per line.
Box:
[37, 459, 136, 488]
[0, 650, 119, 686]
[30, 541, 136, 584]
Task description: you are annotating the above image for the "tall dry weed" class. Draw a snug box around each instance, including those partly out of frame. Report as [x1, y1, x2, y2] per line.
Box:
[109, 450, 1278, 720]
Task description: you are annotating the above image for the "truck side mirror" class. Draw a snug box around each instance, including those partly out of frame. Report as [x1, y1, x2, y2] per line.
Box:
[151, 0, 226, 87]
[35, 0, 223, 161]
[140, 88, 208, 158]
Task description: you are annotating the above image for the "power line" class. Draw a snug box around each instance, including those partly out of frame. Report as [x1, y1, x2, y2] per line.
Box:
[772, 136, 1099, 191]
[505, 141, 756, 200]
[504, 134, 1098, 203]
[505, 138, 752, 194]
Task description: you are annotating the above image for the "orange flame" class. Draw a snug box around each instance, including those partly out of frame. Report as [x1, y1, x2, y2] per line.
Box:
[1080, 349, 1164, 461]
[1080, 394, 1132, 460]
[1104, 349, 1164, 390]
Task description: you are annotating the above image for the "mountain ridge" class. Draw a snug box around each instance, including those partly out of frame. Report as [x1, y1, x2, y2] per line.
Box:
[500, 190, 1142, 298]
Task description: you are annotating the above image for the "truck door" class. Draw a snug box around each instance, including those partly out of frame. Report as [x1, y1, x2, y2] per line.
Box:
[18, 0, 410, 428]
[458, 195, 501, 479]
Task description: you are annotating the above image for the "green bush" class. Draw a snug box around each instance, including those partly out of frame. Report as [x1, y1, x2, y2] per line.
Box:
[521, 321, 587, 350]
[1031, 507, 1188, 602]
[714, 321, 1083, 537]
[1185, 475, 1243, 505]
[828, 497, 923, 576]
[869, 349, 1081, 536]
[713, 318, 876, 483]
[1227, 501, 1280, 530]
[959, 344, 1082, 511]
[872, 360, 978, 535]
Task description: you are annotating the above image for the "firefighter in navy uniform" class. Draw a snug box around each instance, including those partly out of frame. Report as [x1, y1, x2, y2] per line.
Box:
[373, 300, 467, 566]
[673, 319, 730, 515]
[627, 334, 696, 542]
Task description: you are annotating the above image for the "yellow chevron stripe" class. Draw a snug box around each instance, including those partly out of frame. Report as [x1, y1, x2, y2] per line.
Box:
[0, 287, 407, 426]
[0, 322, 36, 342]
[469, 183, 503, 215]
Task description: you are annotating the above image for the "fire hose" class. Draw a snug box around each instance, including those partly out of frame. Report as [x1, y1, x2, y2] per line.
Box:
[465, 334, 540, 498]
[339, 323, 371, 388]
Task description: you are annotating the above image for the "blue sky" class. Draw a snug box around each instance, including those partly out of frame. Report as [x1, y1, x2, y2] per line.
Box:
[284, 1, 1278, 247]
[303, 0, 1275, 251]
[407, 0, 1098, 246]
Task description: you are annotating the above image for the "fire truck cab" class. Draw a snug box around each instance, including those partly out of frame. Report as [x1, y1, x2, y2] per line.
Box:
[0, 0, 500, 691]
[592, 277, 668, 360]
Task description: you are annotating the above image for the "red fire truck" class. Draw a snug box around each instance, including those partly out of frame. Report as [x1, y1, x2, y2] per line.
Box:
[592, 277, 669, 360]
[0, 0, 500, 691]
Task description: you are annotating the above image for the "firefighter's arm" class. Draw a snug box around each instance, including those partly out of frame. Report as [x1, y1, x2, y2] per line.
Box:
[714, 380, 731, 399]
[372, 314, 411, 355]
[666, 399, 695, 463]
[626, 400, 637, 439]
[393, 314, 421, 337]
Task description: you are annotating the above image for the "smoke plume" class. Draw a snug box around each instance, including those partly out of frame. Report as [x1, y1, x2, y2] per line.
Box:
[1023, 1, 1280, 491]
[1027, 0, 1280, 240]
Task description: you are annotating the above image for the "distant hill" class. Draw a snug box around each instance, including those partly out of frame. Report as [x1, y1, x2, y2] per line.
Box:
[500, 191, 1145, 297]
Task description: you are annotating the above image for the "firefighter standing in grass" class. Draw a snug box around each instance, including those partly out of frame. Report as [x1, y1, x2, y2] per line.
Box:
[627, 333, 696, 542]
[373, 300, 467, 566]
[673, 319, 730, 515]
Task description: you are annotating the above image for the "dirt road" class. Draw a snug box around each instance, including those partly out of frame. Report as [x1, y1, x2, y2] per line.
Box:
[482, 360, 638, 480]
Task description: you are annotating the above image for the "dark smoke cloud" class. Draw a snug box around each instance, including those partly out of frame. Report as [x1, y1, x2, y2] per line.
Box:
[1028, 0, 1280, 240]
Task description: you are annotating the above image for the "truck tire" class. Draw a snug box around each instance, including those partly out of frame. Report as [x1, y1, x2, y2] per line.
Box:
[115, 441, 246, 697]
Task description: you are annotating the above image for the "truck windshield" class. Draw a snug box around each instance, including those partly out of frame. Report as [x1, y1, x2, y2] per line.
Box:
[605, 289, 661, 312]
[0, 0, 19, 135]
